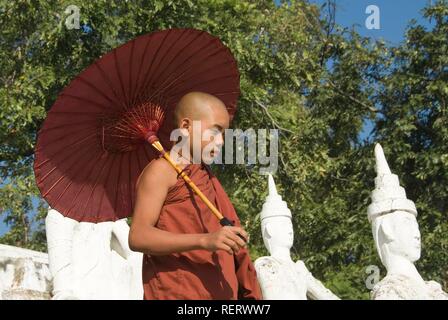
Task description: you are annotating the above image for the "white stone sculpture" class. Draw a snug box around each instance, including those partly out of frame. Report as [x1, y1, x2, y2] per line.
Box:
[254, 175, 340, 300]
[45, 208, 143, 300]
[368, 143, 448, 300]
[0, 244, 52, 300]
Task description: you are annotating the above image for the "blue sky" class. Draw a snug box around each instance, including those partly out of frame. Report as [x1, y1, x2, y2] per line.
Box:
[0, 0, 435, 237]
[308, 0, 434, 45]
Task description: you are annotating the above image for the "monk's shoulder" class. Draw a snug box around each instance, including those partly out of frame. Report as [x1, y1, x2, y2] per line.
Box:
[137, 158, 178, 190]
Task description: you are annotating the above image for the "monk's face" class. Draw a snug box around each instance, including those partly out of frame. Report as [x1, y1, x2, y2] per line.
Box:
[174, 92, 230, 164]
[190, 100, 229, 164]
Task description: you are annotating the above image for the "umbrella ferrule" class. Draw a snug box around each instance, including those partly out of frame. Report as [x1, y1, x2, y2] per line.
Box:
[145, 132, 159, 144]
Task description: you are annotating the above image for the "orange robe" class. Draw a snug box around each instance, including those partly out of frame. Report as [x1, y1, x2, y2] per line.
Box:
[142, 163, 262, 300]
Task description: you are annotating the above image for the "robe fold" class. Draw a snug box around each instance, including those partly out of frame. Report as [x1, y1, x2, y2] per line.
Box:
[142, 162, 262, 300]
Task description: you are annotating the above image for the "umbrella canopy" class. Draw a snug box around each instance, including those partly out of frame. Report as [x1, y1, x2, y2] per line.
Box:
[34, 28, 240, 222]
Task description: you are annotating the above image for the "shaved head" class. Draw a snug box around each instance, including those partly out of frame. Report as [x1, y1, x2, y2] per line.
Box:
[171, 91, 230, 164]
[174, 91, 229, 126]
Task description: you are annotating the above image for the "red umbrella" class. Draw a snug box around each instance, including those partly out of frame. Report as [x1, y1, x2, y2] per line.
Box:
[34, 28, 240, 223]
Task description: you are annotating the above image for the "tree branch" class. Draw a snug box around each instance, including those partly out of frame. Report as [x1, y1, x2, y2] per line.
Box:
[327, 80, 380, 113]
[254, 100, 295, 134]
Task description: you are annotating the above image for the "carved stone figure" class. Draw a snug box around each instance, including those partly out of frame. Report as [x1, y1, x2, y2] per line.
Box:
[45, 208, 143, 299]
[368, 144, 448, 300]
[254, 175, 340, 300]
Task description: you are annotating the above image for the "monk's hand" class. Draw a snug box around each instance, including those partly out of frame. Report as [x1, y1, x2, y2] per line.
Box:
[201, 226, 248, 255]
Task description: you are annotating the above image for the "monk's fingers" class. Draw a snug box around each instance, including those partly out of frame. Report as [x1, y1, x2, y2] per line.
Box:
[224, 238, 240, 253]
[218, 243, 233, 255]
[225, 231, 246, 248]
[228, 227, 248, 243]
[222, 226, 248, 238]
[223, 238, 240, 253]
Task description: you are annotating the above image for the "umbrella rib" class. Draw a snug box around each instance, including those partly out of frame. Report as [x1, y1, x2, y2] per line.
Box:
[36, 131, 100, 189]
[113, 49, 129, 109]
[79, 153, 112, 222]
[128, 40, 135, 109]
[43, 141, 97, 200]
[149, 39, 234, 100]
[53, 178, 73, 206]
[34, 128, 99, 166]
[58, 93, 112, 112]
[141, 29, 184, 95]
[58, 149, 105, 218]
[38, 120, 98, 134]
[133, 29, 172, 106]
[75, 76, 122, 111]
[39, 159, 67, 191]
[138, 100, 152, 134]
[34, 130, 98, 170]
[152, 52, 233, 98]
[42, 174, 66, 199]
[94, 153, 117, 222]
[131, 35, 153, 107]
[147, 34, 217, 99]
[92, 61, 127, 110]
[144, 29, 201, 95]
[51, 138, 102, 204]
[123, 106, 144, 136]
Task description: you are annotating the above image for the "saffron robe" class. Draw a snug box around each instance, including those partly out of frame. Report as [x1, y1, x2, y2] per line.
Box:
[142, 162, 262, 300]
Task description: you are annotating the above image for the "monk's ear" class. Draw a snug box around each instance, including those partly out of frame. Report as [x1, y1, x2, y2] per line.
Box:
[180, 118, 191, 135]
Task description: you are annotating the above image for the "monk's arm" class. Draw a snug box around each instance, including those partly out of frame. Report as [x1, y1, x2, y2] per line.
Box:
[128, 159, 245, 256]
[128, 160, 204, 255]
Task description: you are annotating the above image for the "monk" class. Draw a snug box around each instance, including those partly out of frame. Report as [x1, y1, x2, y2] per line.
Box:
[129, 92, 263, 300]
